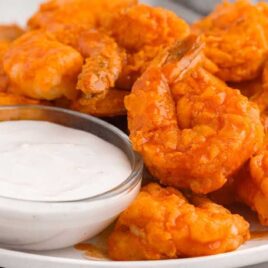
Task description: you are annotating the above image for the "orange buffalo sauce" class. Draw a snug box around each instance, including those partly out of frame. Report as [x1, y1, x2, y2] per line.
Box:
[75, 243, 108, 260]
[250, 231, 268, 240]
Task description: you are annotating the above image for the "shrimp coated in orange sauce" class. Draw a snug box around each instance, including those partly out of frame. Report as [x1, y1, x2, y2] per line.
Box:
[108, 183, 250, 260]
[125, 36, 264, 194]
[3, 31, 83, 100]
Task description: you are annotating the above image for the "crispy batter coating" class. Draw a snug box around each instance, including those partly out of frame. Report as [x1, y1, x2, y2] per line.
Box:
[0, 42, 9, 57]
[109, 4, 189, 52]
[71, 89, 127, 117]
[192, 0, 268, 82]
[258, 2, 268, 40]
[29, 0, 130, 97]
[28, 0, 95, 31]
[229, 63, 268, 132]
[116, 45, 163, 90]
[0, 41, 9, 91]
[249, 62, 268, 115]
[0, 92, 39, 105]
[0, 24, 24, 42]
[125, 36, 264, 194]
[76, 30, 125, 97]
[28, 0, 137, 46]
[236, 151, 268, 226]
[107, 4, 190, 90]
[108, 183, 250, 260]
[3, 31, 83, 100]
[228, 77, 268, 130]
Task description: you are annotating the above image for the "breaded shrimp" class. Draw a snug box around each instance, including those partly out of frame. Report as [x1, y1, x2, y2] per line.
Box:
[228, 62, 268, 132]
[109, 4, 189, 52]
[72, 89, 127, 117]
[107, 4, 190, 90]
[28, 0, 137, 46]
[31, 0, 128, 98]
[248, 62, 268, 116]
[76, 30, 126, 97]
[192, 0, 268, 82]
[0, 24, 24, 42]
[228, 77, 268, 130]
[28, 0, 95, 31]
[0, 41, 9, 91]
[115, 45, 163, 90]
[236, 150, 268, 226]
[108, 183, 250, 261]
[125, 36, 264, 194]
[3, 31, 83, 100]
[0, 24, 24, 91]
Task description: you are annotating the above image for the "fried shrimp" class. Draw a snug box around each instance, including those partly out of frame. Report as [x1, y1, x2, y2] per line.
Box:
[192, 0, 268, 82]
[228, 62, 268, 132]
[115, 45, 164, 90]
[236, 150, 268, 226]
[76, 30, 125, 97]
[107, 4, 190, 90]
[0, 41, 9, 91]
[0, 23, 24, 91]
[3, 31, 83, 100]
[30, 0, 129, 98]
[109, 4, 189, 52]
[0, 24, 23, 91]
[72, 89, 128, 117]
[248, 62, 268, 116]
[125, 36, 264, 194]
[28, 0, 95, 33]
[108, 183, 250, 261]
[28, 0, 137, 46]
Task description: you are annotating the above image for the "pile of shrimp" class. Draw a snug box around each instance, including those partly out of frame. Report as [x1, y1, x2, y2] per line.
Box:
[2, 0, 268, 261]
[0, 0, 189, 116]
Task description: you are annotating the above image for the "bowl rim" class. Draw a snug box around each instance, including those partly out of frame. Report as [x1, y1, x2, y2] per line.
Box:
[0, 104, 143, 204]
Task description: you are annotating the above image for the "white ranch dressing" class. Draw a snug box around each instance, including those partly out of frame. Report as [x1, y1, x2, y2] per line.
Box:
[0, 120, 131, 202]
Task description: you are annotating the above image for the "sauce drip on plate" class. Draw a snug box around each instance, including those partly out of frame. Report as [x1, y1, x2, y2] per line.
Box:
[251, 231, 268, 240]
[75, 243, 108, 260]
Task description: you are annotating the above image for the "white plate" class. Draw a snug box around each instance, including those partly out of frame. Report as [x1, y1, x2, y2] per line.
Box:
[0, 205, 268, 268]
[1, 215, 268, 268]
[1, 245, 268, 268]
[0, 0, 268, 268]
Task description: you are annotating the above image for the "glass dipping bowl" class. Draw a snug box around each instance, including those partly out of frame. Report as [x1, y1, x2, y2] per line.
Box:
[0, 105, 143, 251]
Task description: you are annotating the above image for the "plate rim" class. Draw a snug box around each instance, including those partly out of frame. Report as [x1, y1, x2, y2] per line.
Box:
[1, 242, 268, 268]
